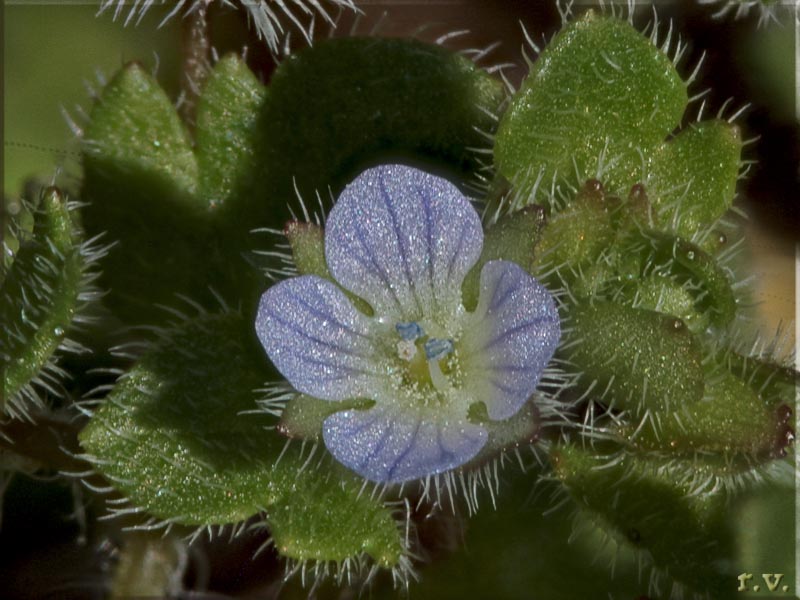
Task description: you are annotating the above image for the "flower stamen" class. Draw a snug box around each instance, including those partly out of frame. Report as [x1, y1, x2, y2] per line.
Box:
[424, 338, 454, 361]
[395, 321, 424, 341]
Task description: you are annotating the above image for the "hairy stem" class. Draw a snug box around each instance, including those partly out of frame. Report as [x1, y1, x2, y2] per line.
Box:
[180, 0, 213, 129]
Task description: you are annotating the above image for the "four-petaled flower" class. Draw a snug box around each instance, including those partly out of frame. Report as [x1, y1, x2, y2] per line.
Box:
[256, 164, 560, 483]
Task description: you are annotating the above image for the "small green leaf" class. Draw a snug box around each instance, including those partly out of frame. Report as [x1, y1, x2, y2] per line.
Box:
[196, 54, 268, 208]
[564, 301, 704, 413]
[79, 313, 403, 566]
[462, 205, 546, 310]
[1, 188, 87, 418]
[552, 445, 734, 596]
[626, 275, 710, 332]
[646, 120, 742, 237]
[243, 37, 504, 227]
[495, 12, 686, 203]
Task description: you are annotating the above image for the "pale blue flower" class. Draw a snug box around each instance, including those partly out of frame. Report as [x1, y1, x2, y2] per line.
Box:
[256, 164, 560, 483]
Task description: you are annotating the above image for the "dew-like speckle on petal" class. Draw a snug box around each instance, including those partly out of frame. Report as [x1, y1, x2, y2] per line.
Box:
[460, 261, 561, 421]
[323, 405, 488, 483]
[325, 164, 483, 324]
[255, 275, 382, 401]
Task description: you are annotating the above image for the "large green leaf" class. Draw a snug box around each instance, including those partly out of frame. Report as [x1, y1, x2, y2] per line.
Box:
[79, 313, 403, 566]
[239, 37, 505, 227]
[81, 58, 270, 326]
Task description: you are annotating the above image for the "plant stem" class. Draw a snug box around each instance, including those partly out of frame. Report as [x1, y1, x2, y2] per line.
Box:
[180, 0, 213, 130]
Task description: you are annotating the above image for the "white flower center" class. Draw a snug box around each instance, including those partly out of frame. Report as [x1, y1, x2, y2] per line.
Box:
[392, 321, 458, 396]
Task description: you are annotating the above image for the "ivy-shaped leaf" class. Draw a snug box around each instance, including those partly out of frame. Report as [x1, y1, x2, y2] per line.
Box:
[496, 13, 742, 241]
[495, 11, 686, 201]
[79, 312, 403, 566]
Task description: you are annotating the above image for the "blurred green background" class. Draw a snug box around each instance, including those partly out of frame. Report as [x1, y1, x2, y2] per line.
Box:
[4, 2, 182, 194]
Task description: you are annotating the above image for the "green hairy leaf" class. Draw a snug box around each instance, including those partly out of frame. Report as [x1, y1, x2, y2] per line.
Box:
[495, 11, 686, 201]
[79, 313, 403, 566]
[1, 188, 90, 418]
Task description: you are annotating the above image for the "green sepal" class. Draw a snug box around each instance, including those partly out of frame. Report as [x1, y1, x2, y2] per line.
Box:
[462, 205, 546, 310]
[552, 444, 734, 596]
[618, 371, 790, 458]
[563, 301, 704, 413]
[589, 230, 736, 329]
[285, 221, 330, 278]
[464, 400, 540, 468]
[495, 11, 686, 204]
[278, 394, 374, 441]
[242, 37, 505, 227]
[284, 221, 373, 315]
[531, 187, 615, 275]
[646, 120, 742, 238]
[196, 54, 268, 208]
[624, 274, 710, 332]
[79, 313, 403, 566]
[1, 188, 86, 416]
[720, 351, 798, 406]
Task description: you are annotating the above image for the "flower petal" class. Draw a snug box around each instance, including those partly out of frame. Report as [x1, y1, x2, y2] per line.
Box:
[325, 164, 483, 322]
[256, 275, 381, 401]
[323, 405, 487, 483]
[461, 261, 561, 421]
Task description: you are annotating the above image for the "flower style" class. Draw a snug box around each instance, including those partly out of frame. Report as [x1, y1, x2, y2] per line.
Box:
[256, 164, 560, 483]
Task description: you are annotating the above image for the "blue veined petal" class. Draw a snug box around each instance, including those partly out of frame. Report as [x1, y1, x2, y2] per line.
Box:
[325, 164, 483, 323]
[256, 275, 383, 401]
[322, 405, 488, 483]
[460, 261, 561, 421]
